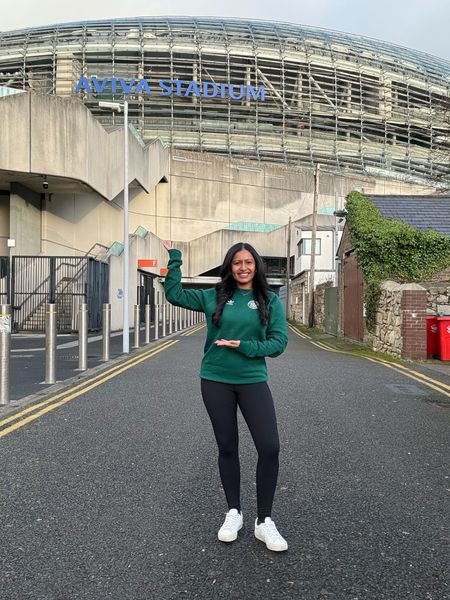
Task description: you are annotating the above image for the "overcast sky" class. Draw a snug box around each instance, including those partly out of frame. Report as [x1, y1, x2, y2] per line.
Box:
[2, 0, 450, 61]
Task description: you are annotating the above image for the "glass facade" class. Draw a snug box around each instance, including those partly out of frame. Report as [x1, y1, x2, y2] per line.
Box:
[1, 17, 449, 183]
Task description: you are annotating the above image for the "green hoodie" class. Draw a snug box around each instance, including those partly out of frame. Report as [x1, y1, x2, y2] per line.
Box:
[164, 248, 288, 384]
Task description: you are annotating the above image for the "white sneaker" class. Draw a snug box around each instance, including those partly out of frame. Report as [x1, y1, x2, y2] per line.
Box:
[254, 517, 288, 551]
[218, 509, 243, 542]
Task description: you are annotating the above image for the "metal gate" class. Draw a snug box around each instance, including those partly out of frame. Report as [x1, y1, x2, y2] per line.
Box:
[11, 256, 109, 332]
[0, 257, 9, 304]
[343, 252, 364, 341]
[324, 286, 338, 335]
[138, 271, 155, 324]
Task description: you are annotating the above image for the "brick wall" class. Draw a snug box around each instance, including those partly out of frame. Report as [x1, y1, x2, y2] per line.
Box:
[401, 288, 427, 361]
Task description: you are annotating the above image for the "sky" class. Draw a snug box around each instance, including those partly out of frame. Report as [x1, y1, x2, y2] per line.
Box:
[2, 0, 450, 62]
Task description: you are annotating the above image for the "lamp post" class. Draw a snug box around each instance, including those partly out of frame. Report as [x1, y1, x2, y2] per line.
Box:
[285, 216, 291, 318]
[99, 100, 129, 353]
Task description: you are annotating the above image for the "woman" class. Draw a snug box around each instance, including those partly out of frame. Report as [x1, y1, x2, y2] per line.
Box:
[163, 241, 289, 552]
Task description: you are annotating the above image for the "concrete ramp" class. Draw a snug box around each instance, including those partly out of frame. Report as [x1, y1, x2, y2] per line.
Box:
[0, 92, 169, 200]
[176, 226, 288, 278]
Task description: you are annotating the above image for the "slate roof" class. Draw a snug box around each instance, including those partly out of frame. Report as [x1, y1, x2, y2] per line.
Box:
[368, 196, 450, 238]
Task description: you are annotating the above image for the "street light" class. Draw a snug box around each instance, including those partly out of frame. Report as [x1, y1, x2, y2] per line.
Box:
[99, 99, 130, 354]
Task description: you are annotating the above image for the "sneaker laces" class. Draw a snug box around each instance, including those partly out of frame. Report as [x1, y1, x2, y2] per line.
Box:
[263, 520, 283, 540]
[223, 511, 241, 529]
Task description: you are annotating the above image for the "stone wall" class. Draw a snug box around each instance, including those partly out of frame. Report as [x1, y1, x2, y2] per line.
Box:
[370, 281, 403, 356]
[290, 275, 308, 323]
[369, 280, 427, 360]
[420, 269, 450, 315]
[314, 281, 333, 330]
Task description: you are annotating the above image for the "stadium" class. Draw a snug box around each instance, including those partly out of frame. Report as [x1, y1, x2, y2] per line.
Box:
[1, 17, 450, 183]
[1, 17, 450, 332]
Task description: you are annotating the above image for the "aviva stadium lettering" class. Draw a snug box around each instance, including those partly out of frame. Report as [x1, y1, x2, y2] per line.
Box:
[75, 77, 266, 101]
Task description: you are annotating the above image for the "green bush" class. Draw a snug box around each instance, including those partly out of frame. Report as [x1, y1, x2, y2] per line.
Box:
[346, 192, 450, 331]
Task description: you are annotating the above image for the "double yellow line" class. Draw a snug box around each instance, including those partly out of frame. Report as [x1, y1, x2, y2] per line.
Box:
[288, 324, 450, 400]
[0, 339, 178, 439]
[180, 323, 206, 337]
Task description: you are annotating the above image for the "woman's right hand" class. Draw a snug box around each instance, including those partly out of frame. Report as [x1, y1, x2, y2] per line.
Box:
[162, 240, 173, 252]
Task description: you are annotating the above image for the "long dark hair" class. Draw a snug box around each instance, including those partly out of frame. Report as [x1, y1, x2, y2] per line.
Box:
[212, 243, 271, 327]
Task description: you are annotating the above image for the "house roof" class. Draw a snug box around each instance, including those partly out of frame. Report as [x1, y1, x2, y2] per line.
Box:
[294, 214, 343, 229]
[368, 195, 450, 237]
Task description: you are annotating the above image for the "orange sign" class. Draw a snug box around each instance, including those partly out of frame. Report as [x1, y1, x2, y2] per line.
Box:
[160, 268, 168, 276]
[138, 259, 158, 268]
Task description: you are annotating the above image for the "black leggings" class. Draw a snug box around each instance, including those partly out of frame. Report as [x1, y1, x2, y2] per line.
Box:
[200, 379, 280, 520]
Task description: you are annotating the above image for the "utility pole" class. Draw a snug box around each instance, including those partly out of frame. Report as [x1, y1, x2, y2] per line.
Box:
[334, 191, 339, 288]
[308, 164, 319, 327]
[285, 216, 291, 318]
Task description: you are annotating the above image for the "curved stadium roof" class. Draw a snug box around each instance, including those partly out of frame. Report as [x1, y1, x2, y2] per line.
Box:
[1, 17, 450, 183]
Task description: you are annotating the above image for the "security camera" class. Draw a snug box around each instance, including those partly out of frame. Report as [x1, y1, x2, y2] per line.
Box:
[42, 176, 48, 190]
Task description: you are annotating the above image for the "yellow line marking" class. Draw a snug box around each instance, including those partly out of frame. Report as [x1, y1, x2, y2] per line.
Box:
[180, 324, 205, 336]
[0, 340, 179, 439]
[366, 357, 450, 392]
[288, 324, 450, 398]
[288, 325, 309, 339]
[182, 324, 206, 337]
[0, 340, 176, 430]
[363, 357, 450, 399]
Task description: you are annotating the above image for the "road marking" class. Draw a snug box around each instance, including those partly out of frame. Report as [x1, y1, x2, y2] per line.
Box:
[0, 340, 178, 437]
[181, 324, 206, 337]
[288, 324, 450, 399]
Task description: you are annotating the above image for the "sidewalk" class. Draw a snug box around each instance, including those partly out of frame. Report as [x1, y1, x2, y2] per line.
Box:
[6, 322, 184, 405]
[289, 321, 450, 386]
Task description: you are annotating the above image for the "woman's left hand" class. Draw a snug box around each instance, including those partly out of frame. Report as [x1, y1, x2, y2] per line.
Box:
[215, 339, 241, 348]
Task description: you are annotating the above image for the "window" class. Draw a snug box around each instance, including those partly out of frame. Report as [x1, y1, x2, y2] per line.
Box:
[299, 238, 321, 256]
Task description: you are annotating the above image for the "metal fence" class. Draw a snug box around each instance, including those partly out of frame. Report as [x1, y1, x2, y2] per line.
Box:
[138, 271, 155, 325]
[0, 257, 8, 304]
[11, 256, 109, 332]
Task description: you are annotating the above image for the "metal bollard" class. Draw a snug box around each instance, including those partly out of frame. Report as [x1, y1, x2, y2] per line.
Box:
[0, 304, 11, 405]
[154, 303, 159, 341]
[133, 304, 140, 349]
[173, 306, 178, 333]
[102, 303, 111, 361]
[162, 302, 167, 337]
[78, 303, 88, 371]
[145, 304, 151, 344]
[168, 303, 173, 334]
[45, 303, 57, 384]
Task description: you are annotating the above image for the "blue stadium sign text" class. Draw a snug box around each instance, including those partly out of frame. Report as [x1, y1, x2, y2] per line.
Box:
[74, 77, 266, 101]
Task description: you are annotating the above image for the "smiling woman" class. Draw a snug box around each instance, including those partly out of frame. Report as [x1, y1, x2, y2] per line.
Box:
[162, 239, 289, 552]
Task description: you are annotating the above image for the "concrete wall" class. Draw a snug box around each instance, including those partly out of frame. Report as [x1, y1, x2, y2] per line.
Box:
[0, 93, 170, 201]
[109, 230, 169, 331]
[10, 183, 41, 255]
[166, 149, 436, 244]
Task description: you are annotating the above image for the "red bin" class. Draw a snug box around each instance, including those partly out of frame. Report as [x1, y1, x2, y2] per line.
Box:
[437, 317, 450, 361]
[426, 316, 439, 359]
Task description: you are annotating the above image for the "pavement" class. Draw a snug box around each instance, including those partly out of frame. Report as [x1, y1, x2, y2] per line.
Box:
[7, 323, 169, 404]
[0, 325, 449, 599]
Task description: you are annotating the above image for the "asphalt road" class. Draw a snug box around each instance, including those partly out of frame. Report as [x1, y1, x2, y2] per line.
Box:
[1, 328, 449, 600]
